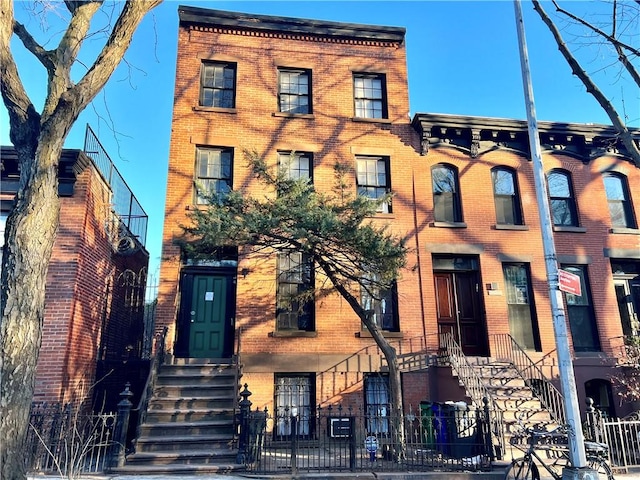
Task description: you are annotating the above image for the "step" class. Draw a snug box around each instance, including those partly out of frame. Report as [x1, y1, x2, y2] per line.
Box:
[124, 449, 238, 466]
[149, 396, 236, 410]
[153, 384, 237, 398]
[144, 408, 235, 424]
[139, 419, 236, 437]
[113, 463, 244, 475]
[135, 434, 236, 452]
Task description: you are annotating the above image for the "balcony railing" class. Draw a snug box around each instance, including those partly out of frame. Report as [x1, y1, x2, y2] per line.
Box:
[83, 125, 148, 246]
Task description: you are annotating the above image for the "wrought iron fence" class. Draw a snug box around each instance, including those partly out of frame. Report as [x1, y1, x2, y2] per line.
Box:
[25, 402, 116, 474]
[239, 403, 494, 474]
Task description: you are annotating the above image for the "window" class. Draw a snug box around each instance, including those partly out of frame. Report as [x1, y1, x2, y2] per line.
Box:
[356, 156, 391, 213]
[274, 374, 314, 438]
[562, 265, 600, 352]
[200, 62, 236, 108]
[547, 170, 578, 227]
[278, 68, 311, 114]
[195, 147, 233, 204]
[364, 374, 390, 434]
[503, 263, 540, 350]
[361, 274, 399, 332]
[432, 164, 462, 223]
[277, 252, 314, 331]
[278, 151, 312, 181]
[492, 167, 523, 225]
[353, 73, 387, 119]
[585, 379, 615, 419]
[603, 173, 636, 229]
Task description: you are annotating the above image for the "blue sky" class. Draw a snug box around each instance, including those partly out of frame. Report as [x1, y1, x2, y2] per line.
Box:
[1, 1, 638, 280]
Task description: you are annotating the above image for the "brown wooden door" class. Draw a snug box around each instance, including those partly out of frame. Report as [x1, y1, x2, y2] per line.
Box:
[435, 272, 487, 356]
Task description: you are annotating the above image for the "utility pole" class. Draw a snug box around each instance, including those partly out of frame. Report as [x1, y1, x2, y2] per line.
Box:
[512, 0, 590, 475]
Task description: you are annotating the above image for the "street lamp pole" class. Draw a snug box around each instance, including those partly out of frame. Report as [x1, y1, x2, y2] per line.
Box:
[512, 0, 589, 473]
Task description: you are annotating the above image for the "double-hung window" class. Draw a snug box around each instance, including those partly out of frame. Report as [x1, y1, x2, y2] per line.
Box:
[277, 251, 314, 332]
[562, 265, 600, 352]
[356, 156, 391, 213]
[492, 167, 523, 225]
[603, 173, 636, 229]
[195, 147, 233, 204]
[274, 374, 314, 438]
[353, 73, 387, 119]
[432, 164, 462, 223]
[278, 151, 312, 182]
[360, 273, 399, 332]
[200, 62, 236, 108]
[547, 170, 578, 227]
[278, 68, 311, 114]
[364, 374, 390, 434]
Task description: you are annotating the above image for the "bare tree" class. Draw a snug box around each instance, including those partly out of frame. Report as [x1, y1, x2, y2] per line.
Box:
[0, 1, 161, 478]
[532, 0, 640, 167]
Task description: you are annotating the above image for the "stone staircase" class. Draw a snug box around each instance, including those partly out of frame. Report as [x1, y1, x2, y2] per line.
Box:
[114, 358, 244, 475]
[463, 357, 558, 460]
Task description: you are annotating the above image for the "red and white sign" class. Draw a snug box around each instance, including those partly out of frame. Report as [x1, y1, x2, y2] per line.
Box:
[558, 269, 582, 296]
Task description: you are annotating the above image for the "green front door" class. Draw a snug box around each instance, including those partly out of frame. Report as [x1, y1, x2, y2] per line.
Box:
[188, 274, 229, 358]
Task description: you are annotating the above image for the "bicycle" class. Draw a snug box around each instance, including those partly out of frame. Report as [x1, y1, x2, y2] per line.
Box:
[504, 425, 614, 480]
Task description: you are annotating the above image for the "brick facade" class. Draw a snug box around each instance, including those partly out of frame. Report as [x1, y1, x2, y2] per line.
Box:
[159, 7, 640, 418]
[1, 147, 149, 405]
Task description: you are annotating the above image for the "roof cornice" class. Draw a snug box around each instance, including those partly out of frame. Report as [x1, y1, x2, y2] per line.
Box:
[412, 113, 640, 163]
[178, 5, 406, 45]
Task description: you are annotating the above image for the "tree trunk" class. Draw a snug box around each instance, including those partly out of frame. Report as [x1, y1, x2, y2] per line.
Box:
[0, 134, 64, 480]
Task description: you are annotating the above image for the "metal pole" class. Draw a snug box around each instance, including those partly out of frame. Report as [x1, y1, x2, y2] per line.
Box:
[512, 0, 587, 469]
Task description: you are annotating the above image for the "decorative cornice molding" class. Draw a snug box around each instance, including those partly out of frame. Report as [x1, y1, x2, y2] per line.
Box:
[412, 113, 640, 164]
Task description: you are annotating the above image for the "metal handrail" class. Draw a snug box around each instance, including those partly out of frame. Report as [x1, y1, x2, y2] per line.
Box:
[491, 333, 566, 425]
[439, 332, 505, 458]
[132, 326, 168, 446]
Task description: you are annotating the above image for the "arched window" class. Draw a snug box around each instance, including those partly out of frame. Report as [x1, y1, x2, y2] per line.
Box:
[603, 173, 636, 229]
[547, 170, 579, 227]
[492, 167, 523, 225]
[432, 164, 462, 223]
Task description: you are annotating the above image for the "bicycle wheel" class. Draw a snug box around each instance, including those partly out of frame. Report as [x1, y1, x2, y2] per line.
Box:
[505, 457, 540, 480]
[587, 455, 615, 480]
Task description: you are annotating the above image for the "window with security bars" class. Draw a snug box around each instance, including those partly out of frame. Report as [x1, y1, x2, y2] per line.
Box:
[353, 73, 387, 119]
[547, 170, 579, 227]
[562, 265, 600, 352]
[364, 374, 390, 434]
[278, 68, 311, 114]
[603, 173, 636, 229]
[195, 147, 232, 204]
[278, 152, 312, 182]
[276, 252, 314, 331]
[200, 62, 236, 108]
[274, 374, 314, 437]
[356, 156, 391, 213]
[492, 167, 523, 225]
[432, 164, 462, 222]
[360, 273, 399, 332]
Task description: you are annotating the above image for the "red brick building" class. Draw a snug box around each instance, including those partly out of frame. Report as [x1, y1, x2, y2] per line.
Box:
[157, 6, 639, 422]
[1, 130, 150, 405]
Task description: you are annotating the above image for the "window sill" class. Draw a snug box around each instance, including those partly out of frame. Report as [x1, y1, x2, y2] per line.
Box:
[553, 226, 587, 233]
[430, 221, 468, 229]
[356, 331, 403, 339]
[494, 224, 529, 231]
[269, 331, 317, 338]
[351, 117, 391, 124]
[610, 227, 640, 235]
[272, 112, 315, 119]
[193, 106, 237, 114]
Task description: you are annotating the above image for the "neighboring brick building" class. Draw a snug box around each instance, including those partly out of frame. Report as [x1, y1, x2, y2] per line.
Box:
[0, 129, 150, 405]
[158, 6, 640, 421]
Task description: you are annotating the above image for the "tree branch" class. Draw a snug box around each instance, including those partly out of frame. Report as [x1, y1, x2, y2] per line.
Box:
[533, 0, 640, 167]
[551, 0, 640, 58]
[12, 21, 54, 71]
